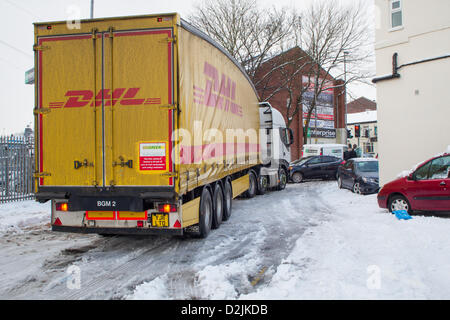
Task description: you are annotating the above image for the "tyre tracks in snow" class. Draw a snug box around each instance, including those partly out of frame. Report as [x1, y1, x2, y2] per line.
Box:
[1, 181, 337, 299]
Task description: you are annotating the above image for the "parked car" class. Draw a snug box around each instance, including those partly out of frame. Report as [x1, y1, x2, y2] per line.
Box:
[289, 155, 343, 183]
[337, 158, 380, 194]
[378, 153, 450, 213]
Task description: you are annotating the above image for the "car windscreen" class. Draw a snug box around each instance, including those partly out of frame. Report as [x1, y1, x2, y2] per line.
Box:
[355, 161, 379, 173]
[291, 157, 311, 166]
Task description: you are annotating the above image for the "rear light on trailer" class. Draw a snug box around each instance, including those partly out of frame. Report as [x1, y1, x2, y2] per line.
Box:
[158, 204, 177, 213]
[53, 218, 62, 226]
[55, 202, 68, 211]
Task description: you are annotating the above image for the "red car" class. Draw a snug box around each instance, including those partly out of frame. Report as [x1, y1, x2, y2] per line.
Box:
[378, 153, 450, 213]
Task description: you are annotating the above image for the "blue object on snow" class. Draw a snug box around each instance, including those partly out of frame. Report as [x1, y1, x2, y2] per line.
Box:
[393, 210, 413, 220]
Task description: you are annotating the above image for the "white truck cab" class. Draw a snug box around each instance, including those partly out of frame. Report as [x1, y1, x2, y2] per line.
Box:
[259, 102, 293, 189]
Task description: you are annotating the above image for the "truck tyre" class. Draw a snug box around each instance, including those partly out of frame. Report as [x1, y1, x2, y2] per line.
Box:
[198, 187, 213, 238]
[256, 175, 268, 195]
[276, 168, 287, 191]
[212, 183, 224, 230]
[222, 179, 233, 221]
[244, 171, 257, 198]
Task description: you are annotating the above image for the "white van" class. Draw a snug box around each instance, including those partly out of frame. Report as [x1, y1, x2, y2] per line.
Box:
[302, 144, 348, 159]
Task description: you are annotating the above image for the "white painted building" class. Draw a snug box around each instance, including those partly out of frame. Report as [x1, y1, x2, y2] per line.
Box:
[373, 0, 450, 185]
[347, 110, 378, 156]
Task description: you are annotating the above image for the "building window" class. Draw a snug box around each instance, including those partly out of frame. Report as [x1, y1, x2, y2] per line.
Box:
[374, 126, 378, 137]
[363, 142, 374, 154]
[363, 125, 370, 138]
[390, 0, 403, 29]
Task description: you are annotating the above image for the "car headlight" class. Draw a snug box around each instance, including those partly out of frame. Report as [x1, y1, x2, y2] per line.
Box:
[362, 177, 377, 184]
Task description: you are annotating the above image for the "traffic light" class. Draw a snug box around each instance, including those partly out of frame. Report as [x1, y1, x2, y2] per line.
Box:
[354, 125, 361, 138]
[347, 129, 353, 139]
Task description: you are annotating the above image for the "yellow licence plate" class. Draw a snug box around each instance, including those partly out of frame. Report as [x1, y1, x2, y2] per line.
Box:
[152, 213, 169, 227]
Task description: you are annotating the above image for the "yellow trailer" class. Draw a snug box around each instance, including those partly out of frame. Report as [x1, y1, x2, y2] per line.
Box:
[34, 13, 292, 237]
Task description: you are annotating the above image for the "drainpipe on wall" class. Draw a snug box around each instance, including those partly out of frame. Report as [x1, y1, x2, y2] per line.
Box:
[373, 52, 450, 83]
[372, 53, 400, 83]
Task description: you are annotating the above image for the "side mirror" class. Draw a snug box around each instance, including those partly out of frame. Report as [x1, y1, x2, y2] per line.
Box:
[407, 173, 415, 181]
[288, 128, 294, 146]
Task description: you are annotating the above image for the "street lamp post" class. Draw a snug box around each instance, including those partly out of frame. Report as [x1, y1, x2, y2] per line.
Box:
[343, 51, 349, 142]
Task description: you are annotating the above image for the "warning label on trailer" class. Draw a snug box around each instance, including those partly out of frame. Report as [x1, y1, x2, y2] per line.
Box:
[139, 143, 167, 171]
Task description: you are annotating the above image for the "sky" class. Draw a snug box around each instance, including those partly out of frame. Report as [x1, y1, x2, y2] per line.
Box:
[0, 0, 375, 135]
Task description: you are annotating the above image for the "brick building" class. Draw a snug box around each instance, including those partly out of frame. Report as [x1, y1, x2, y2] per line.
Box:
[346, 97, 377, 114]
[253, 47, 346, 161]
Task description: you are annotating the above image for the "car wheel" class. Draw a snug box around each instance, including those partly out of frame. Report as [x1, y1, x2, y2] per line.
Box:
[337, 176, 343, 189]
[291, 172, 303, 184]
[353, 182, 362, 194]
[388, 195, 411, 214]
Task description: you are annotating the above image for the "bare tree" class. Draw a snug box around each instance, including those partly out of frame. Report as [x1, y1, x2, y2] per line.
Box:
[188, 0, 373, 145]
[254, 48, 314, 128]
[188, 0, 298, 80]
[299, 0, 374, 144]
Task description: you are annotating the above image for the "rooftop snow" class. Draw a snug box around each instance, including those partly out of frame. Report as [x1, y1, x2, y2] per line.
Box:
[347, 110, 377, 124]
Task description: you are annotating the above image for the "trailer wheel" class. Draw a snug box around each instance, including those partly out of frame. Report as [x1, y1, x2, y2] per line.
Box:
[222, 179, 233, 221]
[198, 187, 213, 238]
[244, 171, 257, 198]
[212, 183, 224, 229]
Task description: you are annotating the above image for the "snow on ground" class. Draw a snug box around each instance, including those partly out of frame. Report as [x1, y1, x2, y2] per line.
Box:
[0, 200, 51, 233]
[243, 183, 450, 300]
[127, 275, 170, 300]
[127, 181, 450, 300]
[2, 181, 450, 300]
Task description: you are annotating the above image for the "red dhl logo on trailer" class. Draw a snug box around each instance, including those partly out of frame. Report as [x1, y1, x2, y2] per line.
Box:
[193, 62, 243, 117]
[48, 88, 161, 108]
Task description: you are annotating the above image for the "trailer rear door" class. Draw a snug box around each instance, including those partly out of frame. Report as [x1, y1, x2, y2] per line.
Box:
[103, 28, 175, 187]
[36, 28, 176, 188]
[36, 33, 101, 187]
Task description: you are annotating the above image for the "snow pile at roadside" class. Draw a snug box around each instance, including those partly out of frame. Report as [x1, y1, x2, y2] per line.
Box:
[243, 183, 450, 300]
[127, 275, 170, 300]
[0, 200, 50, 233]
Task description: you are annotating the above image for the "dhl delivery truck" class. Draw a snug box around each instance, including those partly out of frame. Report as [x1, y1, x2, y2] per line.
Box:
[33, 13, 294, 238]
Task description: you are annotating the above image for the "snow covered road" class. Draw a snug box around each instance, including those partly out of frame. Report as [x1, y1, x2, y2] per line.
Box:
[0, 181, 449, 300]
